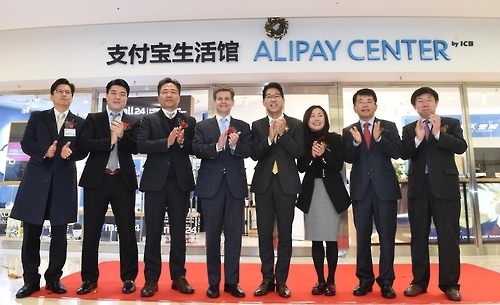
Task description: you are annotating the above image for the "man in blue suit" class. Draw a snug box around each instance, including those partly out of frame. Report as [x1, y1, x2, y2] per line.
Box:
[343, 88, 402, 299]
[192, 86, 252, 298]
[10, 78, 87, 298]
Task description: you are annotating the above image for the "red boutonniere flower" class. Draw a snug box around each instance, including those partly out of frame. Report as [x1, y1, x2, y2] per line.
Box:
[440, 125, 449, 132]
[123, 122, 131, 130]
[64, 120, 76, 129]
[227, 126, 238, 135]
[177, 119, 188, 129]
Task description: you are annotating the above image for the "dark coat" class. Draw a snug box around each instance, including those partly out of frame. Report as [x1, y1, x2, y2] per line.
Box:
[192, 117, 252, 199]
[296, 132, 351, 214]
[401, 117, 467, 199]
[137, 110, 196, 192]
[342, 118, 402, 201]
[78, 111, 140, 191]
[250, 115, 304, 195]
[11, 109, 87, 225]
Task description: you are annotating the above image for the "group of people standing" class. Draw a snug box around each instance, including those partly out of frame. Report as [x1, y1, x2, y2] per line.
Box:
[10, 78, 467, 302]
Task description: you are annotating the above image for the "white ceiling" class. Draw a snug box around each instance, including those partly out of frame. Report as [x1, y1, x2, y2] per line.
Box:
[1, 0, 499, 113]
[2, 0, 500, 32]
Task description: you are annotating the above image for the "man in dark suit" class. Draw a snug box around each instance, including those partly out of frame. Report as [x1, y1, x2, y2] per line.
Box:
[401, 87, 467, 302]
[76, 79, 140, 295]
[250, 82, 304, 298]
[343, 88, 402, 299]
[137, 77, 196, 297]
[192, 86, 252, 298]
[10, 78, 87, 298]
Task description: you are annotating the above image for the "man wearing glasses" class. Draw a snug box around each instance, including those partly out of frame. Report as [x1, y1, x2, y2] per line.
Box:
[11, 78, 87, 298]
[250, 82, 304, 298]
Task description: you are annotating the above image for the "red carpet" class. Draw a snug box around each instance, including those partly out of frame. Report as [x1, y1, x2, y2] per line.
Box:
[31, 261, 499, 303]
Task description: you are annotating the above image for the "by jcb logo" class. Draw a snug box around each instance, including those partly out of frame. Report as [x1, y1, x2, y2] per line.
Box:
[451, 41, 474, 47]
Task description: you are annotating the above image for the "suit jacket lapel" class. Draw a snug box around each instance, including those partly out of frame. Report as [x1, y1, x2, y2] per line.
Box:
[156, 110, 171, 132]
[44, 109, 57, 140]
[210, 117, 219, 135]
[100, 111, 112, 138]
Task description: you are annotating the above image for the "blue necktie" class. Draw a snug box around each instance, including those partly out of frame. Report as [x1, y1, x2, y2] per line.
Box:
[220, 117, 228, 134]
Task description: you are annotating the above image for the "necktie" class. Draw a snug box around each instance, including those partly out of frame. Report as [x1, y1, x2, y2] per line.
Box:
[424, 119, 431, 140]
[107, 113, 120, 171]
[219, 117, 228, 134]
[56, 113, 65, 131]
[272, 120, 278, 174]
[167, 111, 174, 119]
[363, 122, 371, 149]
[424, 120, 430, 174]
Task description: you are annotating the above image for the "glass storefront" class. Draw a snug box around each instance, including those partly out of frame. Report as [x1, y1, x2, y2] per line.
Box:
[1, 83, 499, 248]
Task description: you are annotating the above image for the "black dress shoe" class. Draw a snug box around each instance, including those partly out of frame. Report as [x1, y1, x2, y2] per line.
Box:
[381, 284, 396, 299]
[15, 283, 40, 298]
[312, 282, 325, 295]
[122, 280, 136, 294]
[45, 281, 67, 294]
[353, 282, 373, 296]
[171, 276, 195, 294]
[77, 281, 98, 295]
[141, 280, 158, 297]
[276, 283, 291, 298]
[224, 283, 245, 297]
[206, 284, 220, 298]
[324, 283, 336, 296]
[404, 283, 427, 297]
[445, 288, 462, 301]
[254, 279, 275, 296]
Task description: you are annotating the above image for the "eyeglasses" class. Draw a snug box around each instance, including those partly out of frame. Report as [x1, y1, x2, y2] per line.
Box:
[355, 100, 375, 105]
[265, 94, 282, 101]
[54, 89, 72, 95]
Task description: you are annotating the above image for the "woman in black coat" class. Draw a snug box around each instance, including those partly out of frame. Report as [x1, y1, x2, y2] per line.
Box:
[296, 105, 351, 296]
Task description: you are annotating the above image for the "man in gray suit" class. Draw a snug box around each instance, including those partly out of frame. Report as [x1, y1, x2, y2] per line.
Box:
[250, 82, 304, 298]
[343, 88, 402, 299]
[401, 87, 467, 301]
[192, 86, 252, 299]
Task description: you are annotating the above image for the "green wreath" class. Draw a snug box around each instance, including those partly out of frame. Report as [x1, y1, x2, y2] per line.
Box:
[264, 17, 289, 40]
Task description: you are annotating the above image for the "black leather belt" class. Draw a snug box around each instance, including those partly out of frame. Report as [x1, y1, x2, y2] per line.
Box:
[105, 169, 121, 175]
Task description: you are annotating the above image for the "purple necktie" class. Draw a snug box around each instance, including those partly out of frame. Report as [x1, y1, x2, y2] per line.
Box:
[424, 120, 430, 174]
[424, 120, 431, 141]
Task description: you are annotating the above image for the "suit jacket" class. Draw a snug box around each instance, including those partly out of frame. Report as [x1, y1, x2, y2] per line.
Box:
[401, 117, 467, 200]
[11, 109, 87, 225]
[78, 111, 140, 191]
[343, 118, 402, 201]
[250, 114, 304, 195]
[296, 132, 351, 214]
[137, 110, 196, 192]
[192, 117, 252, 199]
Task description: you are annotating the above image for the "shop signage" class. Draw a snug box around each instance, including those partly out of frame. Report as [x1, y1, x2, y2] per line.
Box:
[254, 39, 451, 61]
[107, 41, 240, 65]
